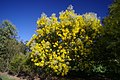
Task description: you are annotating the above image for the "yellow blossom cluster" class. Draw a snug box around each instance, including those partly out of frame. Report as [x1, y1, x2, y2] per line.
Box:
[27, 5, 102, 76]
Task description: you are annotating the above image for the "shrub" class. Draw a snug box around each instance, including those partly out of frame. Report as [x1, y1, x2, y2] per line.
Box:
[9, 53, 26, 75]
[27, 5, 103, 76]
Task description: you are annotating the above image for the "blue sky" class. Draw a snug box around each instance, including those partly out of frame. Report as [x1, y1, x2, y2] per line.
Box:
[0, 0, 113, 42]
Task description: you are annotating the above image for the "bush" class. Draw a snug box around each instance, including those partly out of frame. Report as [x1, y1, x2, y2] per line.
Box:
[27, 5, 103, 76]
[9, 53, 27, 75]
[9, 52, 44, 79]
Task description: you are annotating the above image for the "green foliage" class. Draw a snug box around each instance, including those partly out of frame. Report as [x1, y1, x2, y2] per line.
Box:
[0, 20, 41, 79]
[0, 20, 28, 72]
[93, 65, 106, 73]
[9, 53, 27, 75]
[8, 52, 42, 79]
[92, 0, 120, 79]
[0, 20, 17, 72]
[0, 20, 17, 39]
[103, 0, 120, 74]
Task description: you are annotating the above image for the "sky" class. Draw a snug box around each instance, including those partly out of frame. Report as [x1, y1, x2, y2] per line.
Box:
[0, 0, 113, 42]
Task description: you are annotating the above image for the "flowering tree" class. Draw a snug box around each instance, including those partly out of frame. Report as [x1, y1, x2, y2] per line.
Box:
[27, 5, 103, 76]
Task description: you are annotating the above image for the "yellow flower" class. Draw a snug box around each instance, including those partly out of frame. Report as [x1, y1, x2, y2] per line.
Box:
[58, 45, 62, 49]
[55, 42, 58, 46]
[41, 40, 45, 44]
[41, 60, 44, 63]
[53, 44, 56, 47]
[81, 29, 85, 32]
[63, 33, 67, 37]
[35, 63, 39, 66]
[49, 55, 52, 60]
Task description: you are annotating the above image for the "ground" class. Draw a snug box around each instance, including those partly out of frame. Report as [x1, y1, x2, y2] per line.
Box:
[0, 72, 24, 80]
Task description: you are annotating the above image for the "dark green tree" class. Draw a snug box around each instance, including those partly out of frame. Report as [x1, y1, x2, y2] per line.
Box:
[93, 0, 120, 79]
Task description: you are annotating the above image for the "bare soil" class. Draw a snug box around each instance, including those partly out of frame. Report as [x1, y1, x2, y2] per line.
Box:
[0, 72, 25, 80]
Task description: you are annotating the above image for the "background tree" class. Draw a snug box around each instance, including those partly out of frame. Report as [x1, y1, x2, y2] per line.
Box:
[104, 0, 120, 76]
[93, 0, 120, 78]
[0, 20, 27, 72]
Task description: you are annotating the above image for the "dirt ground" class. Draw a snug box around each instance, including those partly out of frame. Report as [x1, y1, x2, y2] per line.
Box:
[0, 72, 25, 80]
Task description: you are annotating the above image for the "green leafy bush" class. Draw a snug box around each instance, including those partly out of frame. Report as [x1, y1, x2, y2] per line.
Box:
[9, 53, 28, 75]
[8, 52, 42, 79]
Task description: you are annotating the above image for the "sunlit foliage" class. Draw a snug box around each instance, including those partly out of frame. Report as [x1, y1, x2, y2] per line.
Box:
[27, 5, 103, 76]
